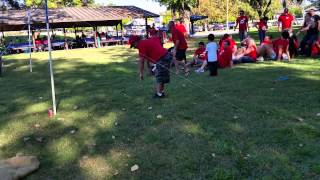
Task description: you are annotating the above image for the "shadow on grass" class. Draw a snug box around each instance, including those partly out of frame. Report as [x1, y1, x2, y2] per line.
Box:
[0, 50, 320, 179]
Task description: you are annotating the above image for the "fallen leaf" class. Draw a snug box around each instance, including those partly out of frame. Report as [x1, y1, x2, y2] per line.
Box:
[36, 137, 44, 143]
[299, 143, 303, 147]
[182, 84, 186, 87]
[156, 114, 162, 119]
[113, 170, 119, 176]
[115, 122, 118, 126]
[70, 130, 76, 134]
[34, 124, 40, 128]
[23, 137, 30, 142]
[211, 153, 216, 157]
[73, 105, 79, 110]
[233, 115, 238, 119]
[316, 113, 320, 117]
[131, 164, 139, 172]
[297, 117, 304, 122]
[148, 106, 153, 110]
[127, 154, 131, 158]
[112, 135, 116, 139]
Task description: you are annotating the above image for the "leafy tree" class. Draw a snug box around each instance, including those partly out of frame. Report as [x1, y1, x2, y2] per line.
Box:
[240, 0, 281, 18]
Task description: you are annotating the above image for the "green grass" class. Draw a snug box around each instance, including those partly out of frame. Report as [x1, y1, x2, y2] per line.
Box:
[1, 32, 320, 179]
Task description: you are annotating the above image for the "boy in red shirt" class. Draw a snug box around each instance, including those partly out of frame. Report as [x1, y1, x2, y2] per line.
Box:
[273, 31, 290, 61]
[187, 42, 206, 67]
[278, 8, 294, 32]
[131, 35, 172, 98]
[218, 41, 233, 68]
[311, 38, 320, 58]
[235, 10, 249, 41]
[169, 21, 189, 75]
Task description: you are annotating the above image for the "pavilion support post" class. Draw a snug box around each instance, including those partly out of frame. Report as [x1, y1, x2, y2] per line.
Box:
[116, 25, 119, 38]
[74, 27, 77, 38]
[145, 18, 148, 38]
[191, 21, 194, 35]
[94, 27, 98, 48]
[63, 28, 68, 50]
[120, 21, 124, 45]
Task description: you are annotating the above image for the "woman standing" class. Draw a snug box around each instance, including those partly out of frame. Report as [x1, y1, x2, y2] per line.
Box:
[256, 17, 268, 44]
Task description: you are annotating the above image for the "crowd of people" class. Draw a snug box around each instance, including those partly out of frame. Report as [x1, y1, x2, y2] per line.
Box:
[129, 8, 319, 98]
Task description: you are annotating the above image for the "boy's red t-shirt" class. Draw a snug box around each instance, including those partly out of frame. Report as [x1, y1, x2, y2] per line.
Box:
[175, 24, 187, 34]
[262, 39, 272, 45]
[218, 48, 233, 68]
[171, 27, 188, 50]
[236, 15, 249, 31]
[194, 47, 206, 61]
[138, 38, 167, 63]
[278, 13, 294, 30]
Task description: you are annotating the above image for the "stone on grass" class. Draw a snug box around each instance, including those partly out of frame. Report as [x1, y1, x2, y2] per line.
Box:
[0, 156, 40, 180]
[299, 143, 303, 147]
[316, 113, 320, 117]
[211, 153, 216, 157]
[115, 122, 118, 126]
[112, 135, 116, 140]
[34, 124, 40, 128]
[156, 115, 163, 119]
[233, 115, 238, 119]
[73, 105, 79, 110]
[148, 106, 153, 110]
[70, 130, 76, 134]
[131, 164, 139, 172]
[113, 170, 119, 176]
[122, 108, 126, 111]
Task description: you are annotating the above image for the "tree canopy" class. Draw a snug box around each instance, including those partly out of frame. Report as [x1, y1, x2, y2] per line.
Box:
[6, 0, 95, 9]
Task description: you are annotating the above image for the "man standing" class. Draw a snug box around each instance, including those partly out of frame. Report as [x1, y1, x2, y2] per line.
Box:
[298, 8, 320, 56]
[234, 10, 249, 42]
[278, 8, 294, 32]
[131, 35, 172, 98]
[168, 21, 189, 75]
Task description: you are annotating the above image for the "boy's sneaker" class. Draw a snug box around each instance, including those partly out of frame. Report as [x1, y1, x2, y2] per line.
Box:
[152, 93, 165, 99]
[195, 68, 204, 73]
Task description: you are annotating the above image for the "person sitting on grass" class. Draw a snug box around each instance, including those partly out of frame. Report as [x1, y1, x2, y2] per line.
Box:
[218, 40, 233, 68]
[257, 35, 276, 61]
[131, 35, 172, 99]
[273, 31, 290, 61]
[187, 42, 206, 68]
[219, 34, 237, 55]
[233, 37, 257, 63]
[311, 37, 320, 58]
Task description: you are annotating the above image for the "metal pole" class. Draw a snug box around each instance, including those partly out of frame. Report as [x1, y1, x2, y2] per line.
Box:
[27, 10, 32, 72]
[226, 0, 229, 31]
[45, 0, 57, 115]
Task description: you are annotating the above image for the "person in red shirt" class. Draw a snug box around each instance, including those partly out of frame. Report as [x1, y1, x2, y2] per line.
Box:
[233, 38, 257, 63]
[278, 8, 294, 32]
[255, 17, 268, 44]
[219, 34, 237, 54]
[131, 35, 172, 98]
[187, 42, 206, 67]
[234, 10, 249, 41]
[218, 41, 233, 68]
[273, 31, 290, 61]
[175, 19, 188, 38]
[311, 37, 320, 58]
[257, 35, 277, 60]
[168, 21, 189, 75]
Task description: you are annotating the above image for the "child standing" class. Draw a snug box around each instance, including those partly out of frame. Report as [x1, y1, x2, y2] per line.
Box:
[206, 34, 218, 76]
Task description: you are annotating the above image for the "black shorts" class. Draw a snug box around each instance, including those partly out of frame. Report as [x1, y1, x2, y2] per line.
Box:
[176, 49, 187, 61]
[155, 53, 172, 84]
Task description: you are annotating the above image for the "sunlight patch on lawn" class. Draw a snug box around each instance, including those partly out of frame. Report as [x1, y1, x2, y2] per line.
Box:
[25, 102, 48, 114]
[180, 122, 204, 136]
[48, 137, 80, 165]
[97, 111, 119, 129]
[79, 155, 112, 179]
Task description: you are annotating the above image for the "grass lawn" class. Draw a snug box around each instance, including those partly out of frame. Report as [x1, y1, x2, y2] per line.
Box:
[1, 31, 320, 179]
